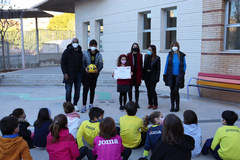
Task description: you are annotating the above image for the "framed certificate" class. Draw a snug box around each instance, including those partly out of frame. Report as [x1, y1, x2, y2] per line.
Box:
[113, 66, 131, 79]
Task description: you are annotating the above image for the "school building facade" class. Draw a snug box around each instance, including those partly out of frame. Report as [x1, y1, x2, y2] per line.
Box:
[35, 0, 240, 103]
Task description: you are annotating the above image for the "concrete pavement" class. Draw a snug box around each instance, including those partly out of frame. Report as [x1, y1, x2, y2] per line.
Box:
[0, 66, 240, 160]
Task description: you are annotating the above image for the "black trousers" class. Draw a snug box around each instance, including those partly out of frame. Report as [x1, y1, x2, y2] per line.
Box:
[128, 84, 140, 104]
[86, 147, 132, 160]
[170, 75, 180, 107]
[82, 74, 98, 105]
[144, 75, 158, 106]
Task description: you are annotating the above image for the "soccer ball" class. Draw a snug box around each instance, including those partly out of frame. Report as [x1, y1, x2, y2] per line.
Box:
[87, 64, 97, 73]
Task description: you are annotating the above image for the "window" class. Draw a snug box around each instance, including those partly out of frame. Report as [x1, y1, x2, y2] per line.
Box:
[225, 0, 240, 50]
[99, 20, 103, 51]
[87, 22, 90, 47]
[165, 9, 177, 49]
[142, 12, 151, 49]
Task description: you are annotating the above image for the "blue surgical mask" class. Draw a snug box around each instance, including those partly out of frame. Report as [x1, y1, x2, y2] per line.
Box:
[147, 50, 152, 55]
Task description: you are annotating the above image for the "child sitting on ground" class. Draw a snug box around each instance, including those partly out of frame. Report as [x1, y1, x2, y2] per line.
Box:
[76, 107, 104, 156]
[183, 110, 202, 157]
[119, 101, 148, 148]
[47, 114, 88, 160]
[0, 116, 33, 160]
[10, 108, 34, 148]
[202, 110, 240, 160]
[141, 111, 164, 159]
[87, 117, 132, 160]
[63, 102, 81, 138]
[33, 108, 53, 149]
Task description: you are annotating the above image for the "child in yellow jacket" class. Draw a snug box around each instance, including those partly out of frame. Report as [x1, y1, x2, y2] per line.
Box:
[119, 101, 148, 148]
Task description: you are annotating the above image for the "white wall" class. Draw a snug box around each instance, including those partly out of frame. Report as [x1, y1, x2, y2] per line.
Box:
[75, 0, 203, 95]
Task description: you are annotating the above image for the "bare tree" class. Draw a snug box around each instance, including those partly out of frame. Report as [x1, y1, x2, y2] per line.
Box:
[0, 0, 20, 71]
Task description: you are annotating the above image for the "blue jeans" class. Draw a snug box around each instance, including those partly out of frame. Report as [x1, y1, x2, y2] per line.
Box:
[65, 72, 82, 105]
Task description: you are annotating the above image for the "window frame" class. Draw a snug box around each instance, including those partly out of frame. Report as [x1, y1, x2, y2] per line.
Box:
[142, 12, 151, 50]
[224, 0, 240, 51]
[165, 8, 177, 50]
[99, 19, 103, 52]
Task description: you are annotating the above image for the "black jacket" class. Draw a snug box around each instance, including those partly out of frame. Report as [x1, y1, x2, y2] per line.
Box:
[61, 44, 83, 83]
[143, 55, 161, 82]
[150, 134, 194, 160]
[163, 51, 186, 88]
[18, 119, 34, 148]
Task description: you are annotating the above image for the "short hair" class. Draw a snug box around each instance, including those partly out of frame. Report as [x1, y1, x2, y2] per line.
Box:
[9, 108, 24, 118]
[0, 116, 18, 135]
[162, 114, 184, 145]
[183, 110, 198, 124]
[63, 102, 74, 114]
[89, 107, 104, 120]
[89, 39, 97, 46]
[99, 117, 117, 139]
[126, 101, 137, 116]
[222, 110, 238, 125]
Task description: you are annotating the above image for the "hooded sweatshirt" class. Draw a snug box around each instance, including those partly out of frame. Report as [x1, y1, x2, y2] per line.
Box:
[150, 134, 195, 160]
[47, 129, 79, 160]
[183, 124, 202, 157]
[65, 112, 81, 138]
[0, 135, 33, 160]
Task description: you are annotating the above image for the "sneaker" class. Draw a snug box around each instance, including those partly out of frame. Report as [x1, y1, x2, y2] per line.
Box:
[81, 105, 86, 113]
[89, 104, 94, 109]
[74, 105, 79, 112]
[119, 106, 124, 111]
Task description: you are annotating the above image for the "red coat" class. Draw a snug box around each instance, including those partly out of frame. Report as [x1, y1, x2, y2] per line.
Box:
[127, 52, 143, 85]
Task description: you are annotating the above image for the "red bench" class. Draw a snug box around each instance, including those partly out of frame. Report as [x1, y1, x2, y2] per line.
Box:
[187, 72, 240, 100]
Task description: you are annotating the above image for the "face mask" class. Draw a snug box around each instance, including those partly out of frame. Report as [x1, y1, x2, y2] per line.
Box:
[121, 60, 126, 64]
[172, 46, 178, 52]
[72, 43, 78, 48]
[90, 47, 96, 51]
[160, 117, 164, 125]
[147, 50, 152, 55]
[132, 47, 138, 52]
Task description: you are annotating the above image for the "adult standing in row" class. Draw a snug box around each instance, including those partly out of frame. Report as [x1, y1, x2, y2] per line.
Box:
[81, 39, 103, 113]
[163, 41, 186, 112]
[61, 38, 83, 112]
[127, 43, 143, 108]
[143, 45, 160, 110]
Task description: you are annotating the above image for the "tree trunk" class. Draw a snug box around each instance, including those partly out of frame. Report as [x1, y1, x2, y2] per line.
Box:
[1, 35, 6, 72]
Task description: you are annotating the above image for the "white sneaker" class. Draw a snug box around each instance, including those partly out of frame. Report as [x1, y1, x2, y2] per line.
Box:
[74, 105, 79, 112]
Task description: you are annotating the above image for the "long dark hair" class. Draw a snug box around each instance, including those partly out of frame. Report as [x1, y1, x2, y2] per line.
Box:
[117, 54, 130, 66]
[143, 111, 161, 127]
[9, 108, 24, 118]
[130, 42, 140, 53]
[162, 114, 184, 145]
[49, 114, 68, 143]
[99, 117, 117, 139]
[146, 45, 157, 61]
[34, 108, 52, 128]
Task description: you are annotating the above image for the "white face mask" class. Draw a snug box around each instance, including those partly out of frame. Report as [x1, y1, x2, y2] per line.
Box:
[90, 47, 96, 51]
[172, 46, 178, 52]
[72, 43, 78, 48]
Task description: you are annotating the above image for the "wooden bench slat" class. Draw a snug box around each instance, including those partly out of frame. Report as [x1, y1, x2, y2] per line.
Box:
[197, 81, 240, 90]
[198, 72, 240, 80]
[197, 76, 240, 85]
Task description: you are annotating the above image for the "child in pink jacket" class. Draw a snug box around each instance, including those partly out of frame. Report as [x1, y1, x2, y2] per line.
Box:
[47, 114, 88, 160]
[87, 117, 132, 160]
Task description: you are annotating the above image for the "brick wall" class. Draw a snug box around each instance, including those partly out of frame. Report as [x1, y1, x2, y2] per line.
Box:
[201, 0, 240, 103]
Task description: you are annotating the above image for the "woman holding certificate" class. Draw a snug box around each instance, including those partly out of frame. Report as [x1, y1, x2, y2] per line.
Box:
[143, 45, 160, 110]
[127, 43, 143, 108]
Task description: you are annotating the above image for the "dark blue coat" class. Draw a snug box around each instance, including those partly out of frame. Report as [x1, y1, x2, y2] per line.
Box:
[33, 120, 52, 147]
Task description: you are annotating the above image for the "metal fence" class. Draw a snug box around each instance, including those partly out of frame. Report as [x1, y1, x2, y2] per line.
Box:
[0, 29, 75, 70]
